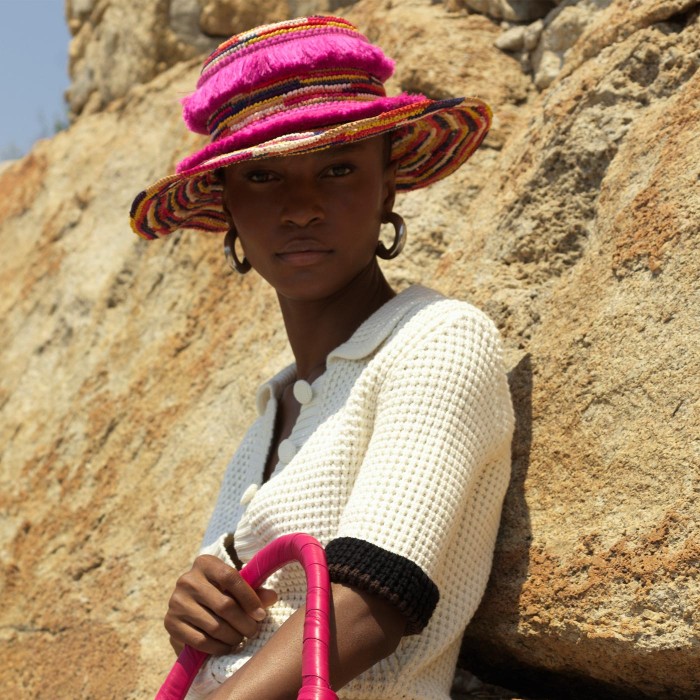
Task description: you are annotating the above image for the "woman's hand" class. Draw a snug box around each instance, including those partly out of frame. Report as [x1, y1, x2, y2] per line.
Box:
[165, 554, 278, 656]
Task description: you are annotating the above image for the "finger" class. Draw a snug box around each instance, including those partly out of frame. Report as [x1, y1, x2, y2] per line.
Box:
[257, 587, 278, 609]
[182, 604, 247, 648]
[169, 584, 259, 642]
[213, 565, 269, 622]
[195, 557, 266, 619]
[170, 637, 183, 656]
[213, 591, 263, 639]
[165, 595, 245, 653]
[167, 617, 241, 657]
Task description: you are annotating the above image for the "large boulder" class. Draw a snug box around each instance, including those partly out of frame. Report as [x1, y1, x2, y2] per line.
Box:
[451, 2, 700, 698]
[1, 0, 697, 698]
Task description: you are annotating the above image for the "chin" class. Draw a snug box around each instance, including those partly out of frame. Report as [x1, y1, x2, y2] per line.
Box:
[273, 275, 355, 303]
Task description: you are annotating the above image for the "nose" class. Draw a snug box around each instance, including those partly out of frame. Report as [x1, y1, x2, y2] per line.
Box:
[280, 177, 325, 228]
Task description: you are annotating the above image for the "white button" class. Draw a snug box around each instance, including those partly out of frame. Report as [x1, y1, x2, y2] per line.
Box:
[293, 380, 313, 405]
[240, 483, 258, 506]
[278, 439, 298, 464]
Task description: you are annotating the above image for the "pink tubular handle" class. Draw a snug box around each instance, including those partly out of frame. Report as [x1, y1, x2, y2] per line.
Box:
[155, 533, 338, 700]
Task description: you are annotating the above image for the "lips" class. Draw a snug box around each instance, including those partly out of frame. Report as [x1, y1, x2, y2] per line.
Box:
[275, 238, 333, 267]
[277, 238, 332, 255]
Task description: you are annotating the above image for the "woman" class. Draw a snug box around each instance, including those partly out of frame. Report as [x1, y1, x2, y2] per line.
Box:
[131, 15, 514, 700]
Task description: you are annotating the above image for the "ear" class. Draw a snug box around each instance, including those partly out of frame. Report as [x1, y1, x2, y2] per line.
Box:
[381, 161, 398, 219]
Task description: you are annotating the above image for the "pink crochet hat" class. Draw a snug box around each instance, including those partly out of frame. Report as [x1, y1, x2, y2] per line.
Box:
[130, 15, 492, 240]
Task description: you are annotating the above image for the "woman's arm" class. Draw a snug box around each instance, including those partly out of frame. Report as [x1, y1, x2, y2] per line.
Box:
[207, 582, 406, 700]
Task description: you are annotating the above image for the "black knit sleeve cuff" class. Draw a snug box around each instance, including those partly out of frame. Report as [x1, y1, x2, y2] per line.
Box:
[325, 537, 439, 635]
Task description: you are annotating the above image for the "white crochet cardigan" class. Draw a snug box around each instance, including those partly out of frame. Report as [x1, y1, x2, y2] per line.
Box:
[187, 285, 514, 700]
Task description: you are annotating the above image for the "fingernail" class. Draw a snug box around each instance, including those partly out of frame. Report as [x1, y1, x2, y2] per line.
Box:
[251, 607, 266, 621]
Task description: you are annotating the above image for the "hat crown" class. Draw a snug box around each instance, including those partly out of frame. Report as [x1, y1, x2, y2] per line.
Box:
[182, 16, 396, 136]
[199, 16, 377, 83]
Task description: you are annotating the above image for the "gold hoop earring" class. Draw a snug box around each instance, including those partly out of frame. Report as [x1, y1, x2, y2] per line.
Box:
[376, 212, 407, 260]
[224, 227, 251, 274]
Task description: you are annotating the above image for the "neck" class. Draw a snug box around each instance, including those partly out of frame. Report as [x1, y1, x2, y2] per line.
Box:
[277, 262, 395, 381]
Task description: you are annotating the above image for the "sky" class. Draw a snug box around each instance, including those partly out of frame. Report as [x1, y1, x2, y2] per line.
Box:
[0, 0, 71, 160]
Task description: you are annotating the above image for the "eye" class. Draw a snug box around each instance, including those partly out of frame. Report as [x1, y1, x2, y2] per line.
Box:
[245, 170, 278, 184]
[325, 163, 354, 177]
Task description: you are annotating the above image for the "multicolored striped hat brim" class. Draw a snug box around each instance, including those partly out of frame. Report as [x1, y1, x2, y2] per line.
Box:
[129, 15, 492, 240]
[131, 97, 491, 240]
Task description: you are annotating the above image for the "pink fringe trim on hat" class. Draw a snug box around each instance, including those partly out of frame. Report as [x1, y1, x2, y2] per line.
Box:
[176, 93, 426, 174]
[182, 32, 395, 135]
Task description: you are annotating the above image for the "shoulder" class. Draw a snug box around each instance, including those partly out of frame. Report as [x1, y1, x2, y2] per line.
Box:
[328, 285, 501, 368]
[366, 289, 511, 429]
[386, 287, 504, 366]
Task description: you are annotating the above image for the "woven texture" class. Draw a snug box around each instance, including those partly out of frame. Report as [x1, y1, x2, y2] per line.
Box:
[188, 286, 514, 700]
[326, 537, 439, 635]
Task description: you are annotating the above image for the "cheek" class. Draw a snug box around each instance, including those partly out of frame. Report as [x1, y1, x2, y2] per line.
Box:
[227, 192, 276, 237]
[234, 227, 266, 266]
[226, 213, 268, 266]
[340, 178, 386, 220]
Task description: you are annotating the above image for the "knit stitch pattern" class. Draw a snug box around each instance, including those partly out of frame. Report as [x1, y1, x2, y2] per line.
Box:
[187, 286, 514, 700]
[326, 537, 439, 634]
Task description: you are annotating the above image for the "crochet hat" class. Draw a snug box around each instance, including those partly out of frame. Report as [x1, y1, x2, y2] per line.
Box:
[130, 15, 492, 240]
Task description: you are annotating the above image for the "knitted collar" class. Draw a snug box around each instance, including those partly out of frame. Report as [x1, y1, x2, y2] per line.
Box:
[328, 285, 442, 361]
[255, 285, 443, 414]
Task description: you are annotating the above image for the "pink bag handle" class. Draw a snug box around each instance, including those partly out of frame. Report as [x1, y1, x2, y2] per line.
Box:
[155, 533, 338, 700]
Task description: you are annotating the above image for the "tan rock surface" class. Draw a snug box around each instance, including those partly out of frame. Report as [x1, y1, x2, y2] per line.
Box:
[65, 0, 216, 118]
[530, 0, 612, 90]
[1, 1, 698, 698]
[450, 2, 700, 698]
[199, 0, 290, 36]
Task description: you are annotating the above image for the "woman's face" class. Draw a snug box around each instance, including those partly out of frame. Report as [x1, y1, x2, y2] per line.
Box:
[222, 135, 396, 303]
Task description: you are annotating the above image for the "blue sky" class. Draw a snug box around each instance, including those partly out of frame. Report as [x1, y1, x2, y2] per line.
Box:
[0, 0, 71, 160]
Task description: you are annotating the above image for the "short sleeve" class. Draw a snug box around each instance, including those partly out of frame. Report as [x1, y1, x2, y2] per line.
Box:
[327, 306, 513, 632]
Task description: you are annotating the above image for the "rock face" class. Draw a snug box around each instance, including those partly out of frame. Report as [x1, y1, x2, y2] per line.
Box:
[458, 0, 556, 22]
[65, 0, 216, 118]
[199, 0, 290, 36]
[448, 1, 700, 698]
[530, 0, 613, 89]
[1, 1, 698, 698]
[64, 0, 363, 120]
